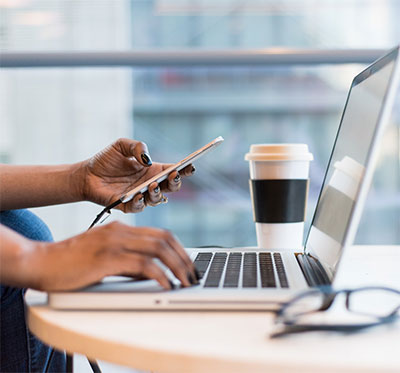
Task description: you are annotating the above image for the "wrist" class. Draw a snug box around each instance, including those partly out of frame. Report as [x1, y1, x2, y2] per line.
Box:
[0, 226, 47, 290]
[69, 160, 89, 202]
[19, 240, 47, 290]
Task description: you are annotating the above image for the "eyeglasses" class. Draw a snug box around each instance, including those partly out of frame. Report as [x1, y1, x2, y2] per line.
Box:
[271, 286, 400, 338]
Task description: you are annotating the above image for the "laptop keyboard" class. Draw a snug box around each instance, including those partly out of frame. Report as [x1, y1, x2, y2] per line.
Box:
[194, 252, 289, 289]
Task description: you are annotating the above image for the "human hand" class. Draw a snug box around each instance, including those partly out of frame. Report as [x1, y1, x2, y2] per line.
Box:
[24, 221, 198, 291]
[77, 138, 194, 213]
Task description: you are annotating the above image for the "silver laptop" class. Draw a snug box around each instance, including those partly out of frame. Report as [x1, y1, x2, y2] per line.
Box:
[49, 46, 400, 310]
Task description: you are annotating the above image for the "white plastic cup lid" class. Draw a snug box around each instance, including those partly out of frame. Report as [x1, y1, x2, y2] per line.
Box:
[245, 144, 313, 161]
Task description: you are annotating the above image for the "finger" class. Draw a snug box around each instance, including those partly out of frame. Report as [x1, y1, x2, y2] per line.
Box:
[130, 227, 196, 284]
[103, 222, 195, 285]
[139, 227, 195, 274]
[158, 165, 194, 191]
[180, 164, 196, 178]
[159, 165, 194, 190]
[113, 138, 152, 167]
[122, 193, 145, 213]
[163, 230, 198, 281]
[140, 260, 176, 290]
[113, 227, 194, 286]
[164, 171, 182, 193]
[137, 235, 192, 287]
[117, 254, 173, 290]
[145, 182, 168, 206]
[149, 237, 193, 287]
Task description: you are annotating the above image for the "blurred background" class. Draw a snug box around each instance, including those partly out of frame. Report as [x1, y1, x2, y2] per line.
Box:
[1, 0, 399, 248]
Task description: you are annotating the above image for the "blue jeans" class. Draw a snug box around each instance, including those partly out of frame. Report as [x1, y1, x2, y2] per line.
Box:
[0, 210, 66, 373]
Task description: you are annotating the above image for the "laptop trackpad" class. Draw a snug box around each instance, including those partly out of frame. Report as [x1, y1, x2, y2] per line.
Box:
[77, 276, 164, 293]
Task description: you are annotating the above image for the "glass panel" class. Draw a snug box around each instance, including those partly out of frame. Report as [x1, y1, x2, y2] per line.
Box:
[132, 65, 400, 247]
[1, 0, 399, 51]
[0, 68, 134, 238]
[1, 0, 399, 247]
[1, 66, 399, 246]
[129, 0, 400, 49]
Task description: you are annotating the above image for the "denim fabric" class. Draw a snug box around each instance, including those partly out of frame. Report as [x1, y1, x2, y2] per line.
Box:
[0, 209, 66, 372]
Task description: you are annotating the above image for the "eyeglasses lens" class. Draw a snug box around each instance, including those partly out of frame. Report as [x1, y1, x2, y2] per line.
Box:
[283, 292, 326, 320]
[348, 289, 400, 317]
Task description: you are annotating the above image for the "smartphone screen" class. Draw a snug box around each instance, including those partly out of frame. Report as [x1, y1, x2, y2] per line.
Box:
[121, 136, 224, 203]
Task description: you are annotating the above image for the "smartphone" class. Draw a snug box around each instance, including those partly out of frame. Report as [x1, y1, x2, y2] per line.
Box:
[120, 136, 224, 203]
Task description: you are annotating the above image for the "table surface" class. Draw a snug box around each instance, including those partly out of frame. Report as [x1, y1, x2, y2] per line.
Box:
[26, 245, 400, 373]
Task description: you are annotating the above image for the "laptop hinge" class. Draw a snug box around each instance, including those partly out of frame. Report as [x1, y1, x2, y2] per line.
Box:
[295, 253, 331, 287]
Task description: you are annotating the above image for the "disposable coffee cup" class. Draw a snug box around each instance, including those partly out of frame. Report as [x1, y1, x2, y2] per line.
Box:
[245, 144, 313, 249]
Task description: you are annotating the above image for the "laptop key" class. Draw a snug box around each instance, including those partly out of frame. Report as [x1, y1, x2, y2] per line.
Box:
[242, 253, 257, 288]
[196, 253, 213, 261]
[223, 253, 242, 288]
[204, 253, 228, 288]
[273, 253, 289, 288]
[193, 253, 213, 279]
[259, 252, 276, 288]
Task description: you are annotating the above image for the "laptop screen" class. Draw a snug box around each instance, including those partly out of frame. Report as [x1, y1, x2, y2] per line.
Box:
[305, 47, 398, 275]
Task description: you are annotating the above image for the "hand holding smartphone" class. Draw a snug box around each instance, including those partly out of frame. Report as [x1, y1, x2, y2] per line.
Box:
[121, 136, 224, 203]
[89, 136, 224, 229]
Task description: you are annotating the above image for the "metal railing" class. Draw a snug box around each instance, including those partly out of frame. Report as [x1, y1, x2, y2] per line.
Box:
[0, 48, 387, 68]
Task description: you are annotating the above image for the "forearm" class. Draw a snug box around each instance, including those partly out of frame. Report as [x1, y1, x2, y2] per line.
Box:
[0, 163, 85, 210]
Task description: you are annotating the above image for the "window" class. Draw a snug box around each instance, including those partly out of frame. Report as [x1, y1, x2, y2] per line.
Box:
[1, 0, 399, 245]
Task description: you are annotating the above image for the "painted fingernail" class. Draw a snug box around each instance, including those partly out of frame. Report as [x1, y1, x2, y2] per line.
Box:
[161, 196, 168, 204]
[187, 272, 194, 285]
[138, 196, 145, 204]
[141, 152, 152, 166]
[168, 280, 176, 290]
[174, 174, 181, 183]
[191, 165, 196, 174]
[187, 272, 199, 286]
[153, 186, 160, 194]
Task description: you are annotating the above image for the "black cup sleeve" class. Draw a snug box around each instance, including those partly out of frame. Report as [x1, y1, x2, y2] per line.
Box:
[250, 179, 309, 223]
